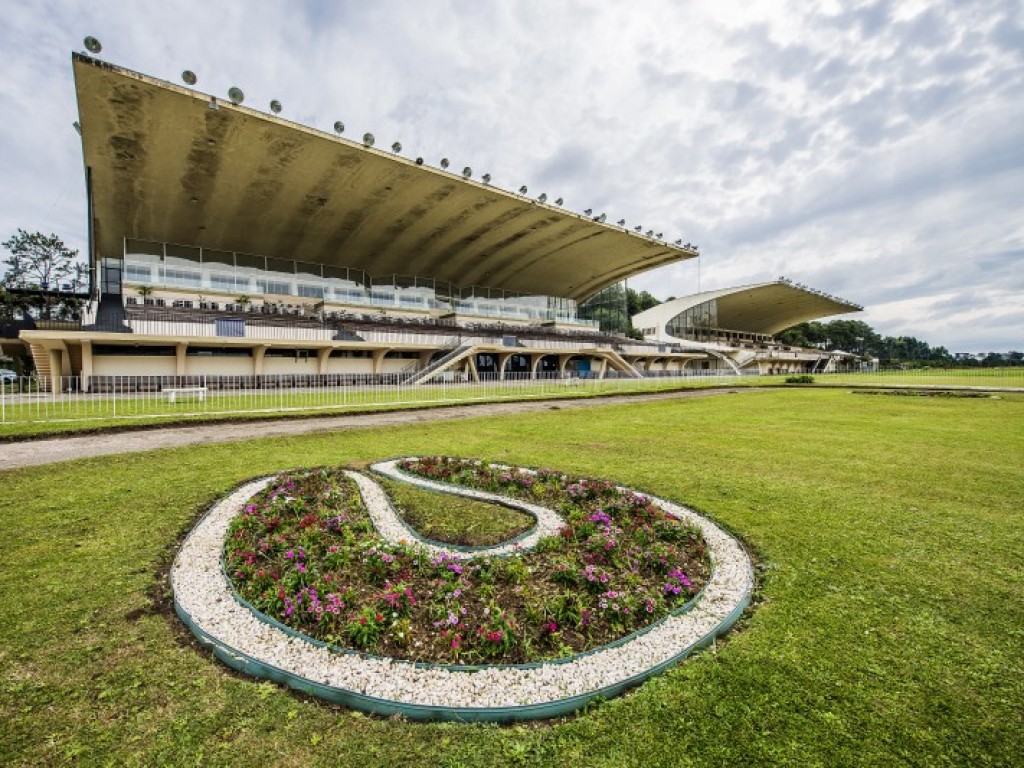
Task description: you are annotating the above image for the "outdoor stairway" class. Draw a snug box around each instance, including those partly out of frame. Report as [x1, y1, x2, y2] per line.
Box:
[406, 344, 477, 384]
[27, 342, 52, 391]
[85, 295, 132, 333]
[602, 349, 643, 379]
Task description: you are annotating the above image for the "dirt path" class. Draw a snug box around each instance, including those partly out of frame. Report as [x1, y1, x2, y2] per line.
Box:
[0, 388, 757, 471]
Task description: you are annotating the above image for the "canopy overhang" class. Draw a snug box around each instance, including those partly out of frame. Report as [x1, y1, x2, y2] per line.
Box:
[632, 281, 862, 338]
[73, 53, 696, 302]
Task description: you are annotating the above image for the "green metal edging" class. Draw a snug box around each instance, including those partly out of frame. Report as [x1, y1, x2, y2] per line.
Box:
[174, 586, 750, 723]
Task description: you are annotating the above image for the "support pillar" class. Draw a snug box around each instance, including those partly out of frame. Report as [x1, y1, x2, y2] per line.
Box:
[175, 342, 188, 377]
[372, 349, 388, 375]
[317, 347, 331, 375]
[81, 340, 93, 393]
[597, 357, 608, 380]
[253, 345, 267, 377]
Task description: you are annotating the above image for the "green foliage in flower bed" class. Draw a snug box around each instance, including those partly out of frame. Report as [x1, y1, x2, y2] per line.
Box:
[224, 460, 710, 664]
[377, 475, 534, 546]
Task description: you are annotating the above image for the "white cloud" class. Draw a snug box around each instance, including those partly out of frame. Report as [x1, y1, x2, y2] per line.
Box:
[0, 0, 1021, 352]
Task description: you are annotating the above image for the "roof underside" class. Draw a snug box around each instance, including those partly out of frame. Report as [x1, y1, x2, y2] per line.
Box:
[633, 282, 862, 336]
[73, 54, 695, 302]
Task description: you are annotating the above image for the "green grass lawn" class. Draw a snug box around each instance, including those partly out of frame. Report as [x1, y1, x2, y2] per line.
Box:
[1, 389, 1021, 766]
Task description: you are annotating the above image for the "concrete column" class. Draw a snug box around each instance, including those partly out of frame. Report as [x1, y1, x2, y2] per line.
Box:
[317, 347, 331, 375]
[48, 348, 62, 391]
[467, 355, 480, 383]
[253, 345, 267, 377]
[558, 354, 571, 378]
[175, 342, 188, 376]
[497, 352, 513, 381]
[80, 340, 93, 393]
[372, 349, 388, 375]
[531, 354, 542, 378]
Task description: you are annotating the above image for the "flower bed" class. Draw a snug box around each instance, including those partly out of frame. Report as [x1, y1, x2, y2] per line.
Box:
[225, 458, 711, 664]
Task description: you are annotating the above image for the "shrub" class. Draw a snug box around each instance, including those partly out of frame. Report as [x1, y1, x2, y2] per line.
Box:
[785, 374, 815, 384]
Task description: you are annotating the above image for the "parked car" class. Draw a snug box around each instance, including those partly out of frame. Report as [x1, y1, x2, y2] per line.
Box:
[0, 368, 18, 383]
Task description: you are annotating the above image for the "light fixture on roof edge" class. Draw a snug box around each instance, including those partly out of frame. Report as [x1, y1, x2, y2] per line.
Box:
[675, 239, 682, 245]
[481, 173, 491, 183]
[538, 192, 547, 203]
[333, 121, 345, 135]
[554, 197, 563, 206]
[656, 232, 663, 239]
[584, 208, 592, 216]
[518, 185, 528, 194]
[227, 86, 244, 105]
[646, 229, 654, 236]
[462, 167, 472, 178]
[440, 158, 450, 169]
[363, 132, 375, 147]
[83, 36, 102, 54]
[391, 141, 402, 153]
[181, 70, 198, 86]
[595, 213, 606, 223]
[634, 225, 642, 232]
[415, 157, 424, 165]
[270, 100, 282, 114]
[618, 219, 626, 226]
[72, 121, 82, 135]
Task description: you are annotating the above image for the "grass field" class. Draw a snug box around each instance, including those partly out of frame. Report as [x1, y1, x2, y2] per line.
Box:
[1, 389, 1021, 766]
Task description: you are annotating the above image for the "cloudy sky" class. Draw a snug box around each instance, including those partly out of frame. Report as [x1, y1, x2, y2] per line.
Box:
[1, 0, 1021, 351]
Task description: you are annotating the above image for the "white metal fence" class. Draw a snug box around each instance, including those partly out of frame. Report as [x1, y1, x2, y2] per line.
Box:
[1, 368, 1020, 427]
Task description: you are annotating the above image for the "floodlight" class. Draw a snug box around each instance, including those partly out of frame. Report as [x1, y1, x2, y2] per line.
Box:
[181, 70, 197, 86]
[646, 230, 654, 236]
[584, 208, 592, 216]
[363, 132, 375, 146]
[84, 36, 102, 54]
[440, 158, 450, 169]
[482, 173, 491, 183]
[415, 157, 424, 165]
[656, 232, 663, 239]
[538, 193, 547, 203]
[618, 219, 626, 227]
[462, 166, 472, 178]
[391, 141, 402, 153]
[634, 225, 642, 232]
[554, 197, 563, 206]
[333, 121, 345, 134]
[227, 86, 244, 104]
[270, 100, 282, 114]
[519, 185, 528, 194]
[595, 213, 606, 223]
[72, 121, 82, 135]
[675, 239, 683, 246]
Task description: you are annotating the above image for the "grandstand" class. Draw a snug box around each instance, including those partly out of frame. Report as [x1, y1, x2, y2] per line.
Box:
[15, 52, 860, 390]
[631, 281, 864, 374]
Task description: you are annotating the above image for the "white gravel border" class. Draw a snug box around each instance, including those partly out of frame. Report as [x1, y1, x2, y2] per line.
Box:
[171, 464, 754, 712]
[355, 459, 566, 557]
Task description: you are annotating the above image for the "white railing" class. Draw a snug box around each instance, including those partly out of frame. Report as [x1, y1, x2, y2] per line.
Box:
[2, 368, 1021, 427]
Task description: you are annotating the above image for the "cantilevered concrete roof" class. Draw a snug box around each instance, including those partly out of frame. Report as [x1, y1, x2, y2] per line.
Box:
[73, 53, 695, 302]
[632, 281, 862, 340]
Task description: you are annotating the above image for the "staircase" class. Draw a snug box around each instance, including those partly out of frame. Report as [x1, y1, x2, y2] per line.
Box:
[601, 349, 643, 379]
[406, 344, 477, 385]
[84, 295, 132, 333]
[28, 342, 53, 391]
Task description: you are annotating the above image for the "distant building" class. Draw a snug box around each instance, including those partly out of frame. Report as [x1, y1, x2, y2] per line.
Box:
[631, 282, 863, 374]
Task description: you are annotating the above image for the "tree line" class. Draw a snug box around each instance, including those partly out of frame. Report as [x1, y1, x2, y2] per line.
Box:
[777, 319, 1021, 367]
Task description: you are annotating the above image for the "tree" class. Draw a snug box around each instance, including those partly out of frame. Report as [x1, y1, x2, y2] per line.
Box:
[1, 229, 86, 320]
